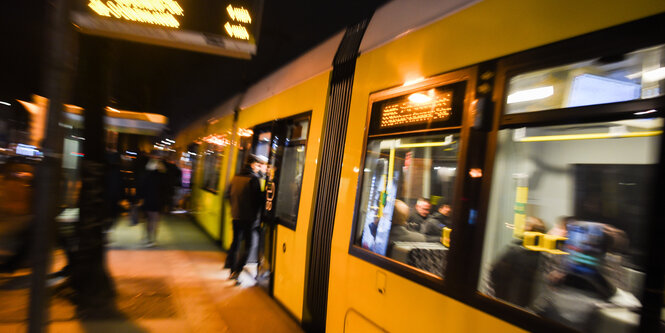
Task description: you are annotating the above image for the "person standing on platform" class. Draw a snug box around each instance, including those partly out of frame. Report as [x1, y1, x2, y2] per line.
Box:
[164, 155, 182, 213]
[224, 154, 266, 283]
[137, 150, 169, 247]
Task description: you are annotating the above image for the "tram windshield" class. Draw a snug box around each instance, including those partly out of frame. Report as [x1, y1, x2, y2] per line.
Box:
[355, 133, 460, 278]
[478, 118, 662, 331]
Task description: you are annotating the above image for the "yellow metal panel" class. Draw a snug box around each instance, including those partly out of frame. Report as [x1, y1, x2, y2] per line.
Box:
[236, 71, 330, 320]
[328, 0, 665, 332]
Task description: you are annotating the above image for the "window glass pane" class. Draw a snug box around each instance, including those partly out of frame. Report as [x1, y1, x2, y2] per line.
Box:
[506, 44, 665, 114]
[354, 133, 459, 278]
[254, 131, 271, 161]
[274, 119, 309, 225]
[478, 118, 662, 332]
[201, 143, 223, 192]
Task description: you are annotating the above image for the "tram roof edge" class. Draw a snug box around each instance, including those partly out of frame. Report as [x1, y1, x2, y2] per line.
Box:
[359, 0, 482, 55]
[238, 30, 345, 110]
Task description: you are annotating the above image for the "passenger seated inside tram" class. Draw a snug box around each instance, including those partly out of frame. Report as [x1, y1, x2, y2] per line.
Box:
[487, 216, 546, 308]
[387, 200, 439, 258]
[547, 215, 576, 238]
[420, 202, 452, 239]
[544, 216, 576, 284]
[532, 222, 639, 333]
[406, 197, 431, 232]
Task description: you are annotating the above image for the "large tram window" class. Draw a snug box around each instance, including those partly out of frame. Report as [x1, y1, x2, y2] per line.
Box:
[234, 134, 253, 175]
[478, 119, 662, 332]
[274, 119, 309, 226]
[201, 143, 223, 193]
[506, 44, 665, 114]
[355, 133, 460, 278]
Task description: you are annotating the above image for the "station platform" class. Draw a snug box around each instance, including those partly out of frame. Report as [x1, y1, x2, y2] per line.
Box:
[0, 214, 303, 333]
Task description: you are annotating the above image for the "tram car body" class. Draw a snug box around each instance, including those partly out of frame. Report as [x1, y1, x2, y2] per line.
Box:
[176, 0, 665, 332]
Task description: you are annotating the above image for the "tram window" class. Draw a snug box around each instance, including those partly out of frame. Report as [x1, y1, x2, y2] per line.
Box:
[201, 144, 223, 193]
[478, 119, 662, 331]
[505, 44, 665, 114]
[234, 135, 253, 175]
[355, 133, 460, 278]
[274, 119, 309, 226]
[254, 131, 271, 160]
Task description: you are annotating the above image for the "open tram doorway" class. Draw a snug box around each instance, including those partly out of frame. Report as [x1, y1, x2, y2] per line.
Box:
[242, 113, 310, 293]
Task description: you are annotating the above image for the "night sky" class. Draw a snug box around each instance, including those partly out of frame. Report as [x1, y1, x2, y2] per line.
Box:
[0, 1, 387, 134]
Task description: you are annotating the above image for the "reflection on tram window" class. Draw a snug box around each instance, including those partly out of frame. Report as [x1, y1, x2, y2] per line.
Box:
[274, 119, 309, 226]
[255, 131, 271, 161]
[355, 133, 459, 278]
[506, 44, 665, 114]
[201, 143, 223, 193]
[478, 119, 662, 332]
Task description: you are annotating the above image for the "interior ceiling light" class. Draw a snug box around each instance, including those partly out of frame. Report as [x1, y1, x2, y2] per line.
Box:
[625, 67, 665, 82]
[507, 86, 554, 104]
[634, 109, 658, 115]
[643, 67, 665, 82]
[408, 92, 433, 104]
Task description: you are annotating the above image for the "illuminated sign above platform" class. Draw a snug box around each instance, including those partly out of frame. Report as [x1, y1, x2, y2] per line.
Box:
[87, 0, 184, 28]
[71, 0, 262, 58]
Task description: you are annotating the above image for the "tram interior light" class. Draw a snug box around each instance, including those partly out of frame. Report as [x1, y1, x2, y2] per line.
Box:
[507, 86, 554, 104]
[634, 109, 657, 115]
[642, 67, 665, 82]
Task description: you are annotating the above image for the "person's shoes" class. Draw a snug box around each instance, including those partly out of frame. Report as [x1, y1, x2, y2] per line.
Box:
[143, 237, 156, 248]
[228, 271, 240, 280]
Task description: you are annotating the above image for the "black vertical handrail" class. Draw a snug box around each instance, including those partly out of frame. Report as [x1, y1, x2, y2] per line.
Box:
[303, 18, 371, 333]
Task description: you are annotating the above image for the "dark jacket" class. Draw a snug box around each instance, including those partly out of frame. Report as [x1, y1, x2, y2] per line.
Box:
[406, 211, 428, 232]
[226, 168, 264, 222]
[137, 159, 170, 212]
[420, 211, 450, 237]
[389, 225, 427, 243]
[488, 240, 543, 308]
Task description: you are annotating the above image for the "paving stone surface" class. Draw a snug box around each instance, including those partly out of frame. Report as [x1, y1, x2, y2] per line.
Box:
[0, 215, 303, 333]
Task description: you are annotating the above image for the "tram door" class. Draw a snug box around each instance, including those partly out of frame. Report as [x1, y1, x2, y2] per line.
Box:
[251, 114, 310, 292]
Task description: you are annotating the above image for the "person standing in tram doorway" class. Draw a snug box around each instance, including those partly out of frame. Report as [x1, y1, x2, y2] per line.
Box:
[224, 154, 267, 283]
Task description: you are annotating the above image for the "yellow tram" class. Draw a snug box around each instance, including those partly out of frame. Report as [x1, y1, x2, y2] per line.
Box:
[176, 1, 665, 332]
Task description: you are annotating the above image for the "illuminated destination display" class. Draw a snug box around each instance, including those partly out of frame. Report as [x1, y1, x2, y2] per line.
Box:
[71, 0, 262, 58]
[368, 81, 466, 136]
[380, 91, 453, 128]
